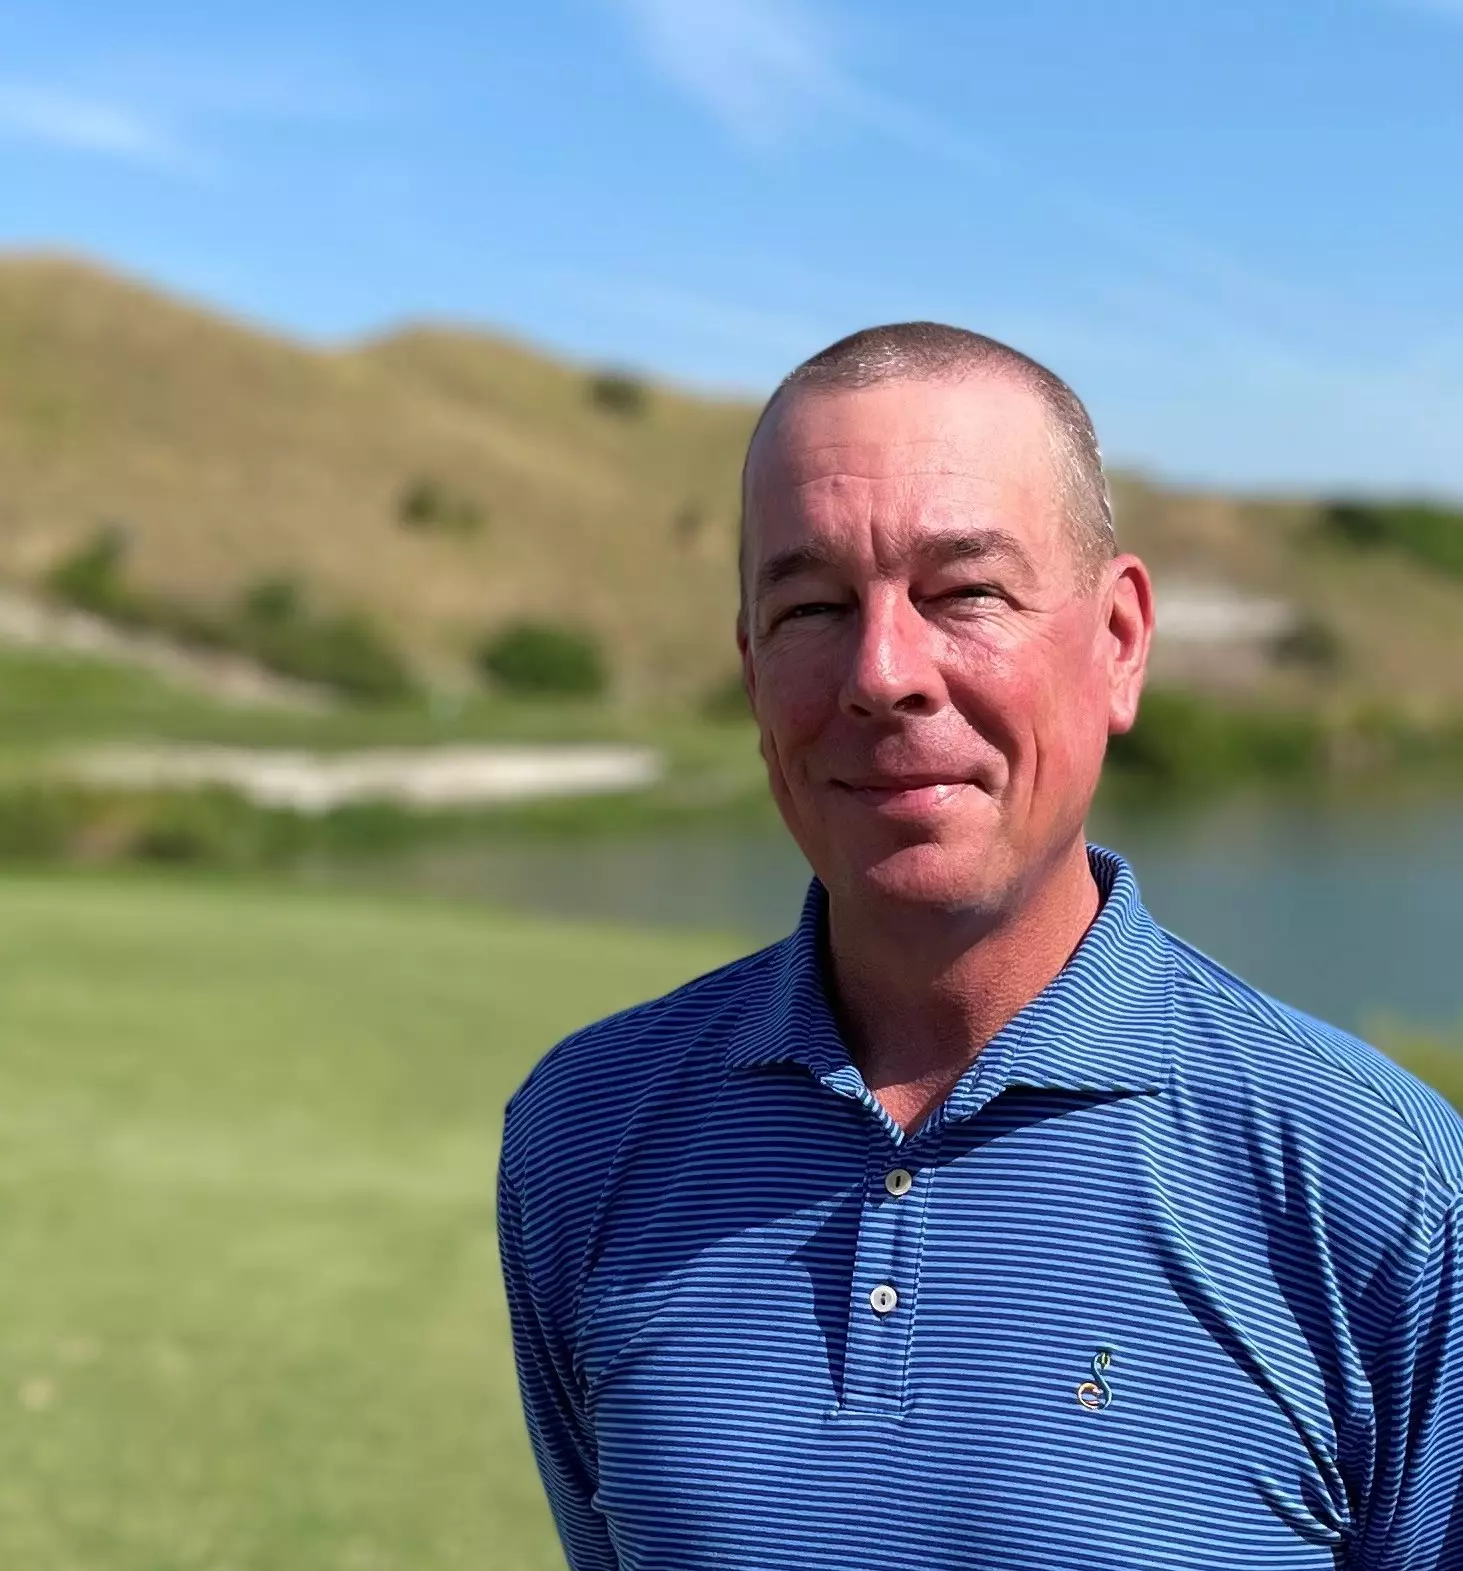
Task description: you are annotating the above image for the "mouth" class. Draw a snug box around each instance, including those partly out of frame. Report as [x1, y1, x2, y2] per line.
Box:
[833, 775, 977, 813]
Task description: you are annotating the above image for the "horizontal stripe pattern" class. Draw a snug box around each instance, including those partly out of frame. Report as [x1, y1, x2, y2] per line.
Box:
[499, 847, 1463, 1569]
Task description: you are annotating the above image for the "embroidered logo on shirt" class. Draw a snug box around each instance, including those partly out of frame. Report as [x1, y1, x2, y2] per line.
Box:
[1075, 1348, 1115, 1411]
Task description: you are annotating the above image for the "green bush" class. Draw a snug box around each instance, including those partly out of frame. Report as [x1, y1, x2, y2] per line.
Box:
[476, 621, 608, 698]
[239, 575, 303, 627]
[1323, 500, 1463, 577]
[47, 535, 415, 705]
[1107, 690, 1324, 793]
[46, 525, 139, 621]
[48, 527, 223, 646]
[233, 580, 415, 704]
[0, 783, 315, 868]
[396, 477, 486, 536]
[586, 370, 649, 418]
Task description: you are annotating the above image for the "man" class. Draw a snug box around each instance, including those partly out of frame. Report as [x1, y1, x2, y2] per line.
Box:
[499, 324, 1463, 1569]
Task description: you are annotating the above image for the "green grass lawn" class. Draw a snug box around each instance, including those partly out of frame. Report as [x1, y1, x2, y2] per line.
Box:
[0, 871, 742, 1570]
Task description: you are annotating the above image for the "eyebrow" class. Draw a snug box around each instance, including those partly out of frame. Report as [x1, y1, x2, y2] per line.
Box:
[753, 543, 843, 600]
[753, 528, 1035, 602]
[918, 529, 1036, 574]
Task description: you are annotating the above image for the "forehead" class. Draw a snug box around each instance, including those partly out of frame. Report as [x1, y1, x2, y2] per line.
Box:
[743, 376, 1066, 569]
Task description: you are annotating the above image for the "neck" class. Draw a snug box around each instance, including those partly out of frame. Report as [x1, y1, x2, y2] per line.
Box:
[825, 836, 1100, 1132]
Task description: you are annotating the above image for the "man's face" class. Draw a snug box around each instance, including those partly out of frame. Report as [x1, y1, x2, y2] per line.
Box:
[739, 376, 1151, 918]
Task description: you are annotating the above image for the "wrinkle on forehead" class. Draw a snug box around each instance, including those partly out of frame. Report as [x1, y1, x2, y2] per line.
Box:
[774, 435, 985, 474]
[783, 467, 1009, 504]
[753, 438, 1020, 499]
[755, 454, 1048, 541]
[748, 384, 1056, 507]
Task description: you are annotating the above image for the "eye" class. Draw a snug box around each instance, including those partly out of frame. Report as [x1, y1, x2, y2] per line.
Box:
[776, 601, 843, 625]
[941, 583, 1006, 606]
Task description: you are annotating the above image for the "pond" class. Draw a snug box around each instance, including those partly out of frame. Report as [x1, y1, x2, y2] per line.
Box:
[382, 794, 1463, 1037]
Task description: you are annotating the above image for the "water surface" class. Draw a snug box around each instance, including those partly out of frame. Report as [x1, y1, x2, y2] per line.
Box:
[389, 795, 1463, 1035]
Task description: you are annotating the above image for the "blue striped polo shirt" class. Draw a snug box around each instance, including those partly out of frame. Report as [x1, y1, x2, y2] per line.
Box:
[498, 847, 1463, 1569]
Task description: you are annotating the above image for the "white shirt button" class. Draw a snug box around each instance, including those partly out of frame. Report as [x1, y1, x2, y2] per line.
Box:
[869, 1283, 899, 1315]
[884, 1168, 913, 1197]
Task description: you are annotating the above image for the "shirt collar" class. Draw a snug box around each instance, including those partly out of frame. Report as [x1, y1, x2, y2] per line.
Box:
[726, 845, 1173, 1110]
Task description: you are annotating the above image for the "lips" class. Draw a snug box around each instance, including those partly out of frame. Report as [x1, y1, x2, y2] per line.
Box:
[834, 775, 975, 811]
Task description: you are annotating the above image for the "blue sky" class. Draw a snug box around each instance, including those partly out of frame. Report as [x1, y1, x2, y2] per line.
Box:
[1, 0, 1461, 495]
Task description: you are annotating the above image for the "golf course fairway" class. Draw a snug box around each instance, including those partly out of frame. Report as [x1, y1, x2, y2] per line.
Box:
[0, 871, 739, 1571]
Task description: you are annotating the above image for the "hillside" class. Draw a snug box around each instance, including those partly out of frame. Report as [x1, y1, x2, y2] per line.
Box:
[0, 252, 1459, 710]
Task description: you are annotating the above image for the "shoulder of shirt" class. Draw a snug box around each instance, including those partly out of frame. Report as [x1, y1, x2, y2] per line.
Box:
[1160, 926, 1463, 1204]
[500, 934, 785, 1180]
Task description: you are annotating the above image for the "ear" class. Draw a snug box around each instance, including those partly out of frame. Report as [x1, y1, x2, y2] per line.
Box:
[1103, 554, 1154, 736]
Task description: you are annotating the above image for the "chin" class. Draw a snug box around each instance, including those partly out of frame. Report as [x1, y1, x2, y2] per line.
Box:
[830, 838, 1014, 917]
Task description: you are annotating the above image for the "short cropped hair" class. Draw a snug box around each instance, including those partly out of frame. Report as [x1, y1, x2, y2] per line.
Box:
[740, 322, 1115, 605]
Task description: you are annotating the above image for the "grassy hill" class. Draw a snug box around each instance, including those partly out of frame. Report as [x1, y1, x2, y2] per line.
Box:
[1, 251, 1460, 710]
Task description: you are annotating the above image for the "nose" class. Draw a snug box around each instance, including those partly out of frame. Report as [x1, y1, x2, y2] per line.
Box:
[839, 586, 945, 720]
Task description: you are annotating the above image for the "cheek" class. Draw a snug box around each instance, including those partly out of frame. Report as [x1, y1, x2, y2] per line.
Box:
[950, 626, 1105, 762]
[947, 633, 1045, 729]
[1030, 633, 1112, 771]
[752, 644, 839, 753]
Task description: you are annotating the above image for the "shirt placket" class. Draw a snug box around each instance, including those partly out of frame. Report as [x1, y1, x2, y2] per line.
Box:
[836, 1125, 932, 1416]
[813, 1031, 1020, 1419]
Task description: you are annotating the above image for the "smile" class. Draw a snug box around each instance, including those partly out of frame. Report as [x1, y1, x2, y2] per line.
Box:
[835, 778, 975, 812]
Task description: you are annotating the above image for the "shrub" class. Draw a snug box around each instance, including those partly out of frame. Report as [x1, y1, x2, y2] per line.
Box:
[1323, 500, 1463, 577]
[48, 531, 417, 704]
[235, 588, 415, 705]
[52, 544, 416, 704]
[47, 526, 222, 645]
[476, 621, 608, 698]
[586, 370, 649, 418]
[145, 576, 418, 704]
[1107, 690, 1323, 792]
[396, 477, 486, 536]
[46, 524, 135, 619]
[239, 575, 303, 628]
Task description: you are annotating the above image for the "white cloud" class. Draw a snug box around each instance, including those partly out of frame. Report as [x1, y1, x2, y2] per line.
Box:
[0, 53, 379, 180]
[0, 85, 194, 172]
[616, 0, 838, 144]
[614, 0, 1002, 176]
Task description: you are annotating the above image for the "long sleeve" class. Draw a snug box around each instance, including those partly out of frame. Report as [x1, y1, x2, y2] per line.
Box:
[1353, 1197, 1463, 1569]
[497, 1155, 620, 1571]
